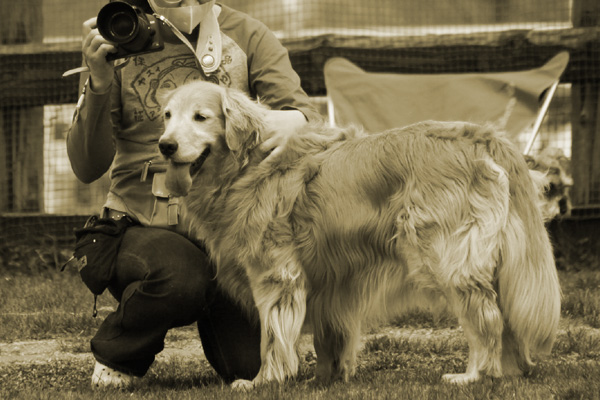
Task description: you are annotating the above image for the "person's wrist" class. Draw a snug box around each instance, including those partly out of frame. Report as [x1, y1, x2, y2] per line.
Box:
[88, 75, 112, 94]
[89, 76, 112, 94]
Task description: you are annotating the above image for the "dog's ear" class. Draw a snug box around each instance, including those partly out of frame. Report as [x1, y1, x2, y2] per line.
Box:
[222, 88, 266, 165]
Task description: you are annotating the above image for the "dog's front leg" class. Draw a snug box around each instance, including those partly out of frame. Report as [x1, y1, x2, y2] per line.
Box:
[232, 255, 307, 390]
[313, 321, 361, 383]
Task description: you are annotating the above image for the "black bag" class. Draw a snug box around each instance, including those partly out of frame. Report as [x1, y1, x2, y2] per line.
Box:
[72, 215, 137, 295]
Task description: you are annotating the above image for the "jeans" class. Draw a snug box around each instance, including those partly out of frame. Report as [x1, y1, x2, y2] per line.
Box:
[90, 226, 261, 381]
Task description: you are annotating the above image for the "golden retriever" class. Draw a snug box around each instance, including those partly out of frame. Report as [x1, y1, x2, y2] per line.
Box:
[525, 147, 573, 221]
[158, 81, 561, 389]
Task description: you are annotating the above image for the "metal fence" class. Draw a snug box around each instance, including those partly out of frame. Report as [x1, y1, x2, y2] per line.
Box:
[1, 0, 599, 248]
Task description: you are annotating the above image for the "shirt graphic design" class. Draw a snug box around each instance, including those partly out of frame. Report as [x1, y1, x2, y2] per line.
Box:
[130, 54, 206, 122]
[128, 34, 249, 123]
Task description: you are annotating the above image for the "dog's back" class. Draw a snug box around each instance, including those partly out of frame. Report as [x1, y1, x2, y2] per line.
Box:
[291, 122, 506, 309]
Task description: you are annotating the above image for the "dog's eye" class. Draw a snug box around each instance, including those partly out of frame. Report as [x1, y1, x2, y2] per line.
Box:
[164, 111, 171, 120]
[194, 112, 207, 122]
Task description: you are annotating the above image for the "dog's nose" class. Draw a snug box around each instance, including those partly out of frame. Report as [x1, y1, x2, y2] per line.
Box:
[159, 139, 178, 157]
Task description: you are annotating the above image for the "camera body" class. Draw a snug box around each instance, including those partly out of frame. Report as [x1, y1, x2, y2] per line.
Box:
[97, 0, 164, 61]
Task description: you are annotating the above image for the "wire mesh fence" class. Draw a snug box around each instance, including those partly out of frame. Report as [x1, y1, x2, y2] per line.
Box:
[1, 0, 599, 249]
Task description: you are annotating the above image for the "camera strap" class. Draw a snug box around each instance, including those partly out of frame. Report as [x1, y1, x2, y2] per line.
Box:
[154, 5, 222, 77]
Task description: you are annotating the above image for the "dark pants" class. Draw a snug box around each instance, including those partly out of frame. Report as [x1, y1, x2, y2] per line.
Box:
[90, 226, 261, 381]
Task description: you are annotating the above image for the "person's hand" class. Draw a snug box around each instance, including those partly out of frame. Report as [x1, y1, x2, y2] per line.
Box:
[82, 17, 118, 93]
[260, 109, 308, 159]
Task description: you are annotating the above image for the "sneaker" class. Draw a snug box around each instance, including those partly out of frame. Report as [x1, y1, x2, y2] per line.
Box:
[91, 361, 134, 389]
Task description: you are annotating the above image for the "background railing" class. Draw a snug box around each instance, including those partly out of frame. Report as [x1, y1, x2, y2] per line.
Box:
[1, 0, 599, 249]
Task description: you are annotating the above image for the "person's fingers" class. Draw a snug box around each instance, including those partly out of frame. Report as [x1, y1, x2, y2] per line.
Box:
[83, 17, 97, 35]
[89, 32, 113, 53]
[83, 29, 107, 57]
[259, 136, 278, 152]
[98, 43, 118, 57]
[82, 29, 95, 53]
[84, 31, 117, 64]
[265, 145, 283, 159]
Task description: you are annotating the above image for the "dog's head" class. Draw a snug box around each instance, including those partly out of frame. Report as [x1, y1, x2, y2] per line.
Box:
[158, 81, 267, 196]
[525, 147, 573, 221]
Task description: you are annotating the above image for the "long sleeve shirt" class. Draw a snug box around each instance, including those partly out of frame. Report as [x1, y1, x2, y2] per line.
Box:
[67, 4, 320, 226]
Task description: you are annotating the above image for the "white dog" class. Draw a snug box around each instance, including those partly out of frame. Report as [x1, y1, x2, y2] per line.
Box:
[158, 81, 561, 388]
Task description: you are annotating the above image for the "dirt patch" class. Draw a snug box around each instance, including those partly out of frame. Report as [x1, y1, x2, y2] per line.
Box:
[0, 339, 81, 364]
[0, 337, 206, 366]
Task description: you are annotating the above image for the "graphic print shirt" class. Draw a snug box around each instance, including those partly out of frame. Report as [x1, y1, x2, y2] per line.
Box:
[67, 4, 319, 226]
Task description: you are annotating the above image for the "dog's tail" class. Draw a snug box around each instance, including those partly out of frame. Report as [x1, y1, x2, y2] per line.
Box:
[480, 125, 561, 370]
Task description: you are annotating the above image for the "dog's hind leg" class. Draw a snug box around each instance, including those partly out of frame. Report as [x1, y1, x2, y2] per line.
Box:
[430, 156, 508, 383]
[500, 326, 528, 377]
[234, 253, 307, 388]
[400, 225, 505, 383]
[442, 276, 504, 384]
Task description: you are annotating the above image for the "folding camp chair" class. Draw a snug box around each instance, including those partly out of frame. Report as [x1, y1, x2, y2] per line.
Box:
[324, 52, 569, 155]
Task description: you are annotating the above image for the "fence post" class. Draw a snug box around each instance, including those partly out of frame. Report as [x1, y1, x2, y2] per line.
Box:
[571, 0, 600, 210]
[0, 0, 44, 213]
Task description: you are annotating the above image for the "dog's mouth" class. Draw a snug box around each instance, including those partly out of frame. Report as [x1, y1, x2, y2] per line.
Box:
[190, 147, 211, 176]
[165, 147, 211, 197]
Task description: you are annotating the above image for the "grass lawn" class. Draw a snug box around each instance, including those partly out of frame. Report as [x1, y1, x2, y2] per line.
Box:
[1, 244, 599, 399]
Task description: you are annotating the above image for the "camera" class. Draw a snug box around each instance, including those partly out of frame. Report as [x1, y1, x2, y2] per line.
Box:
[97, 0, 164, 61]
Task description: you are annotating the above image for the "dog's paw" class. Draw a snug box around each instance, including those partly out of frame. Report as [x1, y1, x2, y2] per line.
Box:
[231, 379, 254, 391]
[442, 372, 479, 384]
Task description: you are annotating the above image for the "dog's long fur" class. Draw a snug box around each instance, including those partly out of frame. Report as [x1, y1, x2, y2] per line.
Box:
[158, 81, 561, 387]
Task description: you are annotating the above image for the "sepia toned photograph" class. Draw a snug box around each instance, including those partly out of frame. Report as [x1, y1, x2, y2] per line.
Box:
[1, 1, 599, 398]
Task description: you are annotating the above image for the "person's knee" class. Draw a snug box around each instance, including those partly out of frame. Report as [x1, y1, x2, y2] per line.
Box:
[162, 268, 212, 311]
[145, 251, 213, 308]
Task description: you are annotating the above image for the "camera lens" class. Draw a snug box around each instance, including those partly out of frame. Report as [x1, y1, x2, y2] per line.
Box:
[98, 2, 144, 44]
[97, 1, 163, 60]
[108, 12, 137, 41]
